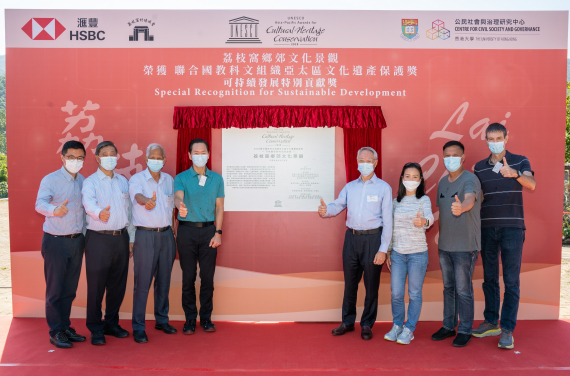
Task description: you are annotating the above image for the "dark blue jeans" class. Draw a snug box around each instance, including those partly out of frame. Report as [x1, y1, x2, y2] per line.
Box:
[439, 250, 478, 335]
[481, 227, 525, 332]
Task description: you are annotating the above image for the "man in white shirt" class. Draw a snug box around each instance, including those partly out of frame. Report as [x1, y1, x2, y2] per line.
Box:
[129, 143, 177, 343]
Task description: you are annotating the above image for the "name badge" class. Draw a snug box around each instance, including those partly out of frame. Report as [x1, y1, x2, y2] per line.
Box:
[122, 192, 129, 199]
[492, 161, 503, 174]
[367, 195, 378, 202]
[199, 175, 207, 187]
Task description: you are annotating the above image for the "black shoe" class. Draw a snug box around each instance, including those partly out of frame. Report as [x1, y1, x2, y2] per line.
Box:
[155, 323, 177, 334]
[91, 331, 106, 346]
[104, 325, 130, 338]
[361, 326, 373, 340]
[63, 327, 86, 342]
[133, 330, 148, 343]
[332, 323, 355, 336]
[431, 327, 456, 341]
[452, 333, 472, 347]
[50, 331, 73, 348]
[200, 319, 216, 332]
[183, 319, 196, 335]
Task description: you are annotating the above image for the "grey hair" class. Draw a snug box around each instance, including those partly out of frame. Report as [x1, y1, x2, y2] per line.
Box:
[357, 147, 378, 160]
[146, 143, 165, 158]
[95, 141, 117, 156]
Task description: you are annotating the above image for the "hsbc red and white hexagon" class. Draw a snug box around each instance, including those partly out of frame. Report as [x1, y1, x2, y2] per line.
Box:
[21, 18, 66, 40]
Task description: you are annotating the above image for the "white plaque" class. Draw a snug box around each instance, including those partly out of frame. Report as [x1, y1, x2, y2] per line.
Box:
[222, 127, 335, 211]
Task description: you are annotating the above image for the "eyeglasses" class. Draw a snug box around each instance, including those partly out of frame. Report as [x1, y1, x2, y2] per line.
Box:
[64, 155, 85, 161]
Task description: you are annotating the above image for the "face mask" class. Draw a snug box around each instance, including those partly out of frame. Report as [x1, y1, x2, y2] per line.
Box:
[100, 156, 117, 171]
[402, 180, 421, 192]
[358, 163, 375, 176]
[65, 159, 83, 174]
[147, 159, 164, 172]
[488, 141, 505, 154]
[192, 154, 209, 168]
[443, 156, 462, 173]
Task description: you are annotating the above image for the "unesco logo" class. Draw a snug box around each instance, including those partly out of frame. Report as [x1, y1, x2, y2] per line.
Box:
[226, 17, 261, 44]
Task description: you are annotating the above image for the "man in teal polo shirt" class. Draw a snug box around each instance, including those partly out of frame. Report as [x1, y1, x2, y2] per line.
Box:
[174, 138, 225, 335]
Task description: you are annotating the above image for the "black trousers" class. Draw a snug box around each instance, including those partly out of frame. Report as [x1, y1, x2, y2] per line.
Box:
[177, 224, 217, 320]
[132, 228, 176, 331]
[85, 230, 129, 333]
[41, 233, 84, 336]
[341, 228, 383, 328]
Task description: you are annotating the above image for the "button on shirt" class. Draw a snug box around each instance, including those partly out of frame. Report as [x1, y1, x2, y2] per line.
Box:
[129, 168, 174, 228]
[322, 174, 393, 253]
[174, 167, 225, 222]
[82, 168, 135, 241]
[474, 150, 533, 229]
[35, 166, 85, 235]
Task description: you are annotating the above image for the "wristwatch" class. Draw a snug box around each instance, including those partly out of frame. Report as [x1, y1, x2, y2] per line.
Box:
[516, 170, 522, 179]
[215, 230, 222, 235]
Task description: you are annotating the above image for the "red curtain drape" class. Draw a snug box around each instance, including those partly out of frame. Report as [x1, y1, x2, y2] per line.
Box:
[173, 106, 387, 181]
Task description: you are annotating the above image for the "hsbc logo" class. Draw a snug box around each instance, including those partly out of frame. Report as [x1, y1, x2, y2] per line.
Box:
[21, 18, 66, 40]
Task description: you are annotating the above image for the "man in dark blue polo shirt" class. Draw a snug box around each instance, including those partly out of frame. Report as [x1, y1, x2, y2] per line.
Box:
[174, 138, 225, 335]
[472, 123, 536, 350]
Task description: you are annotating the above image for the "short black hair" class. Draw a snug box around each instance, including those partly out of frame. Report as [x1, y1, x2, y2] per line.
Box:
[95, 141, 118, 156]
[443, 140, 464, 153]
[486, 123, 507, 138]
[396, 162, 426, 203]
[189, 138, 210, 153]
[61, 141, 86, 156]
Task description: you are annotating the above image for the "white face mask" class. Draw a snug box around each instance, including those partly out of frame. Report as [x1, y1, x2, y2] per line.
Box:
[65, 159, 83, 174]
[402, 180, 421, 192]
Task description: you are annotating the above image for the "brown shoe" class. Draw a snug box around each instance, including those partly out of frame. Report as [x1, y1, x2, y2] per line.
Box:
[332, 323, 355, 336]
[361, 326, 373, 340]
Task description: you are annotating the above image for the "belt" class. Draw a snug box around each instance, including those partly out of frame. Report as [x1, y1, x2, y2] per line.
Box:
[136, 226, 171, 232]
[347, 227, 382, 236]
[178, 221, 215, 228]
[46, 232, 82, 239]
[93, 227, 127, 236]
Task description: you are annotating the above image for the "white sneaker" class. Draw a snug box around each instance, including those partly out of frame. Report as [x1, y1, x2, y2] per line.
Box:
[384, 324, 403, 341]
[396, 327, 414, 345]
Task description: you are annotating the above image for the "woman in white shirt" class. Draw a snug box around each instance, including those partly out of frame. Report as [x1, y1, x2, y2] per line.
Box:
[384, 162, 434, 345]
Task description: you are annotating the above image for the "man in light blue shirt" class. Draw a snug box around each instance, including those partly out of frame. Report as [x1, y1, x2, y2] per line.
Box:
[129, 143, 177, 343]
[319, 146, 392, 341]
[35, 141, 88, 349]
[82, 141, 135, 346]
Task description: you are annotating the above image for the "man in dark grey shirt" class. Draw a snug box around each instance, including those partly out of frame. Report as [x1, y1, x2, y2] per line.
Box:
[431, 140, 481, 348]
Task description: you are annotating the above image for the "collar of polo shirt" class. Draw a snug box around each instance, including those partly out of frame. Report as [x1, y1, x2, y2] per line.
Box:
[358, 173, 379, 184]
[96, 167, 117, 180]
[60, 165, 75, 181]
[144, 167, 165, 183]
[190, 166, 211, 178]
[487, 150, 512, 165]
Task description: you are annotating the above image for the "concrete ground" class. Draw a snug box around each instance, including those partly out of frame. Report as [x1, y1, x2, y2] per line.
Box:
[0, 199, 567, 318]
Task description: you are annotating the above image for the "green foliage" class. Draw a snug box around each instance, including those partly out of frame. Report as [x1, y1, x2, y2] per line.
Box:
[0, 182, 7, 199]
[0, 154, 7, 183]
[566, 81, 570, 163]
[0, 75, 4, 111]
[0, 109, 5, 155]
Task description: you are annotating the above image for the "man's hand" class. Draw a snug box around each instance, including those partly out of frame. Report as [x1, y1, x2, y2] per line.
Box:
[54, 199, 69, 217]
[99, 205, 111, 222]
[209, 233, 222, 248]
[386, 252, 391, 271]
[451, 195, 463, 216]
[129, 242, 134, 258]
[145, 192, 157, 210]
[318, 198, 327, 217]
[413, 212, 426, 228]
[179, 202, 188, 218]
[500, 157, 518, 178]
[373, 251, 386, 265]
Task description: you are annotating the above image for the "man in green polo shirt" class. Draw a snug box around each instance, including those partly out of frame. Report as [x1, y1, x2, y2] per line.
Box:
[174, 138, 225, 335]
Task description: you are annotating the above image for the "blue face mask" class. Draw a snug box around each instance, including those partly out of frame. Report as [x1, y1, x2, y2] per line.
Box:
[192, 154, 209, 168]
[100, 156, 117, 171]
[443, 156, 462, 172]
[147, 159, 164, 172]
[358, 163, 375, 176]
[488, 141, 505, 154]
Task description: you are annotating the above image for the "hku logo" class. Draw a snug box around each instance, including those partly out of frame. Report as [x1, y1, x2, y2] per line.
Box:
[21, 18, 66, 40]
[401, 19, 419, 42]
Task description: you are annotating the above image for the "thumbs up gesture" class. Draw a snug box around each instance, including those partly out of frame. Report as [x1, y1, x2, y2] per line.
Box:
[179, 202, 188, 218]
[499, 157, 518, 178]
[145, 191, 157, 210]
[99, 205, 111, 222]
[318, 198, 327, 217]
[451, 195, 463, 216]
[54, 199, 69, 217]
[413, 211, 425, 228]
